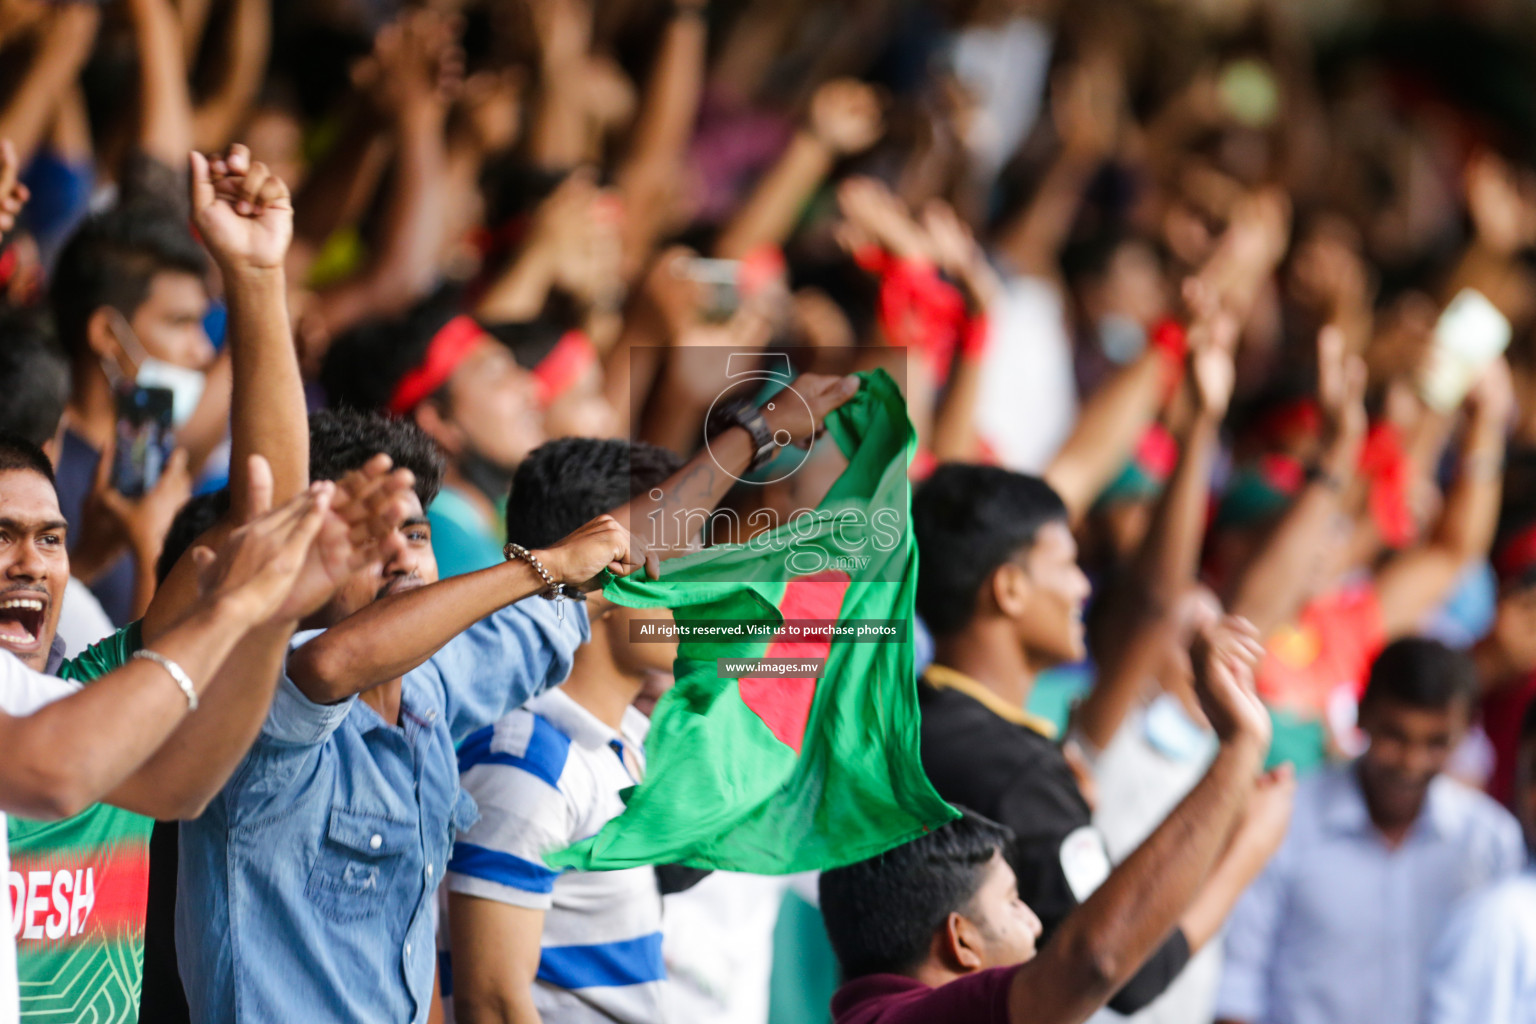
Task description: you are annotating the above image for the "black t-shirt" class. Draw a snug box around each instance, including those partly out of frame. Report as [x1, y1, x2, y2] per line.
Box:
[918, 676, 1191, 1014]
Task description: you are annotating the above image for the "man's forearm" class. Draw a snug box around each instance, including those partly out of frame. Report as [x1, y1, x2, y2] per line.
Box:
[1228, 429, 1354, 635]
[287, 559, 547, 704]
[1045, 349, 1167, 524]
[614, 425, 760, 556]
[1, 601, 253, 820]
[1012, 738, 1263, 1024]
[1178, 824, 1275, 952]
[714, 132, 833, 259]
[226, 266, 306, 503]
[104, 621, 293, 819]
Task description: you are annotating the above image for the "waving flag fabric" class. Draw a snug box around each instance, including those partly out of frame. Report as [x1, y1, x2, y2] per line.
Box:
[550, 368, 956, 874]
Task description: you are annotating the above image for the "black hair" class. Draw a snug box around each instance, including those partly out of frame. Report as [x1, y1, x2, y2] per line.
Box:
[0, 434, 58, 490]
[819, 810, 1015, 980]
[912, 465, 1068, 636]
[1361, 637, 1479, 713]
[0, 309, 70, 446]
[318, 288, 464, 413]
[49, 203, 209, 359]
[156, 489, 232, 585]
[505, 438, 682, 548]
[308, 408, 446, 509]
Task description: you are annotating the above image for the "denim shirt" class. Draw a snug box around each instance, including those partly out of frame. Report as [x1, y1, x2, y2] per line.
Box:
[176, 597, 589, 1024]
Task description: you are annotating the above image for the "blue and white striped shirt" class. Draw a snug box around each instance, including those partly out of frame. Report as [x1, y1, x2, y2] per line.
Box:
[447, 689, 665, 1023]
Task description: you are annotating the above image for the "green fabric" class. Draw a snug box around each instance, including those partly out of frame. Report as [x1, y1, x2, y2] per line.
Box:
[552, 369, 958, 873]
[9, 623, 151, 1024]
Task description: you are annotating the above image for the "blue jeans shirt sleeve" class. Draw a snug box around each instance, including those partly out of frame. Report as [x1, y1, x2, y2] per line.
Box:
[427, 596, 591, 745]
[266, 628, 357, 746]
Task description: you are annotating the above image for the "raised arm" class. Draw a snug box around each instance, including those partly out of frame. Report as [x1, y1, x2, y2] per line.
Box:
[286, 374, 860, 704]
[308, 11, 457, 338]
[0, 5, 99, 168]
[993, 57, 1120, 279]
[1374, 359, 1511, 637]
[714, 78, 883, 259]
[0, 474, 332, 820]
[125, 0, 195, 172]
[1010, 617, 1271, 1024]
[1227, 327, 1367, 636]
[614, 0, 708, 273]
[525, 0, 593, 170]
[190, 0, 272, 152]
[117, 149, 420, 820]
[1074, 293, 1237, 753]
[1044, 347, 1171, 526]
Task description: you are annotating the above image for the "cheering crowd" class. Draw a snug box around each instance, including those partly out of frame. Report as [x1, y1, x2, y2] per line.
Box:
[4, 0, 1536, 1022]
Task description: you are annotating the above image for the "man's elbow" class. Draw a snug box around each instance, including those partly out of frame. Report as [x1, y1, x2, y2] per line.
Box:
[16, 767, 96, 821]
[1051, 933, 1122, 1006]
[286, 647, 356, 706]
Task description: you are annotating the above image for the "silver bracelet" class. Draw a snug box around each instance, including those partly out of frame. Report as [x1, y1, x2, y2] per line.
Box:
[132, 649, 198, 711]
[504, 542, 557, 591]
[505, 542, 573, 621]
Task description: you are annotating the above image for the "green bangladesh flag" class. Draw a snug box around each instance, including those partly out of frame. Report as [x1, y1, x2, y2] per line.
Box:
[550, 368, 958, 874]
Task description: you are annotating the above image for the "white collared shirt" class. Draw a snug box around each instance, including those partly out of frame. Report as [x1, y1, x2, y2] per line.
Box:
[1217, 762, 1524, 1024]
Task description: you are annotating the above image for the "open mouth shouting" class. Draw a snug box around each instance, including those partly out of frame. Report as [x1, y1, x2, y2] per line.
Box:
[0, 591, 49, 657]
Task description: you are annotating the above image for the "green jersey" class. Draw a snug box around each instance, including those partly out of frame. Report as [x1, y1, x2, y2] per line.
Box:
[6, 625, 152, 1024]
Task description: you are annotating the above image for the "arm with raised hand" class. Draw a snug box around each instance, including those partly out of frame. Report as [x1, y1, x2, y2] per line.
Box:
[1044, 347, 1171, 526]
[0, 471, 333, 820]
[1074, 289, 1238, 753]
[309, 11, 457, 338]
[526, 0, 593, 170]
[1227, 327, 1367, 636]
[614, 0, 708, 271]
[285, 514, 639, 706]
[0, 5, 99, 168]
[714, 79, 883, 260]
[285, 370, 858, 704]
[191, 0, 271, 152]
[114, 148, 422, 820]
[1374, 359, 1511, 637]
[125, 0, 194, 172]
[1009, 617, 1272, 1024]
[924, 199, 1002, 462]
[993, 57, 1119, 279]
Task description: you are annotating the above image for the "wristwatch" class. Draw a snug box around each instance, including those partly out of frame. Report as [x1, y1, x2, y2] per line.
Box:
[707, 399, 778, 471]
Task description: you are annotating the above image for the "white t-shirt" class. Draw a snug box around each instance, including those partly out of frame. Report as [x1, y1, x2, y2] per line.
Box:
[0, 650, 82, 1024]
[974, 275, 1079, 473]
[661, 871, 819, 1024]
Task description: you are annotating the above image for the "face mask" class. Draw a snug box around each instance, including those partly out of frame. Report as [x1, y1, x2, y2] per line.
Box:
[104, 310, 207, 427]
[1097, 313, 1147, 366]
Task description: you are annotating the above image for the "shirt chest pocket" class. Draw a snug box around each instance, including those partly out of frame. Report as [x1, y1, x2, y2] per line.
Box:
[305, 809, 414, 922]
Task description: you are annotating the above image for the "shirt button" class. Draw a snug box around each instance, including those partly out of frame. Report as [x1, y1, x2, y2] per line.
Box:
[369, 834, 382, 850]
[427, 864, 434, 878]
[405, 942, 412, 956]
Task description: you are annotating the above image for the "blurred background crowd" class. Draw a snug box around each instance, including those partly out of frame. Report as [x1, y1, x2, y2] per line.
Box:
[5, 0, 1536, 1021]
